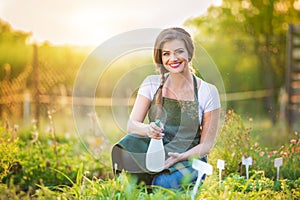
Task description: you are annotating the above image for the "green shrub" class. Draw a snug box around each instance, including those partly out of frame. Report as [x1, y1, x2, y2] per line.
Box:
[210, 110, 252, 176]
[211, 110, 300, 180]
[0, 125, 111, 193]
[0, 127, 20, 181]
[250, 131, 300, 180]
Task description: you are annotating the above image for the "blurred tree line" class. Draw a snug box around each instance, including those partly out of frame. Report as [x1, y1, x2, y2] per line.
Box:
[186, 0, 300, 123]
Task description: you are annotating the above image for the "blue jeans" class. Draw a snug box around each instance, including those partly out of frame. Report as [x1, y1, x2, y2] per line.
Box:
[152, 156, 208, 189]
[152, 166, 206, 189]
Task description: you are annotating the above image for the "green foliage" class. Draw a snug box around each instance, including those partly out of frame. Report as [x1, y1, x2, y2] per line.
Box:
[29, 172, 300, 199]
[250, 131, 300, 180]
[4, 142, 78, 191]
[211, 110, 300, 180]
[0, 125, 110, 195]
[186, 0, 300, 120]
[0, 20, 32, 80]
[0, 128, 20, 181]
[211, 110, 252, 176]
[1, 111, 300, 199]
[220, 172, 300, 199]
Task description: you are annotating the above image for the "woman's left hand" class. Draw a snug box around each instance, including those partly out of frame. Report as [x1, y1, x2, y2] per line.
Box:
[164, 152, 183, 169]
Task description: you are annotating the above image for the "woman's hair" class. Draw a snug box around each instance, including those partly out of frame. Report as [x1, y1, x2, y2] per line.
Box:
[153, 27, 194, 119]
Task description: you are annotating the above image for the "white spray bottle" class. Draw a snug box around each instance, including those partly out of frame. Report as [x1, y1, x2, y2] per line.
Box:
[146, 119, 165, 172]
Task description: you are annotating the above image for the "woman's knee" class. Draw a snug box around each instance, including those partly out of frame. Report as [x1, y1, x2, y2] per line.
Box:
[152, 170, 183, 189]
[152, 167, 200, 189]
[152, 174, 177, 188]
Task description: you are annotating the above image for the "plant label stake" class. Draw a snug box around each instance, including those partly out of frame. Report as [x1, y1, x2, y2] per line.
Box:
[191, 159, 213, 200]
[274, 157, 283, 181]
[217, 159, 225, 186]
[146, 119, 165, 172]
[242, 156, 252, 180]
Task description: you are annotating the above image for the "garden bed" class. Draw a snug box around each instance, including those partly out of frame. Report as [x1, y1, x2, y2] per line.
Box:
[0, 110, 299, 199]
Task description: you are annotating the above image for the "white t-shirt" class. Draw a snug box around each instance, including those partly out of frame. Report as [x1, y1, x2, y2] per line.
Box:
[138, 75, 221, 124]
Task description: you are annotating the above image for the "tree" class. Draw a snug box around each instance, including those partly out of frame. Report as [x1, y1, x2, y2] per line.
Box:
[187, 0, 300, 123]
[0, 19, 32, 80]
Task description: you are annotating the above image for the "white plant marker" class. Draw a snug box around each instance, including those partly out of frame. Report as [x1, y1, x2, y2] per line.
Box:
[274, 157, 283, 181]
[217, 159, 225, 186]
[191, 159, 213, 200]
[242, 156, 252, 180]
[146, 119, 165, 172]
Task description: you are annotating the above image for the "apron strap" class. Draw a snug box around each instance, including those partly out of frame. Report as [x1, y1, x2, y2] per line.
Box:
[193, 75, 198, 101]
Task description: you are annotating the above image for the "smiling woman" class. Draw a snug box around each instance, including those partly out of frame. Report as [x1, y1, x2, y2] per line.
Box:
[112, 27, 221, 189]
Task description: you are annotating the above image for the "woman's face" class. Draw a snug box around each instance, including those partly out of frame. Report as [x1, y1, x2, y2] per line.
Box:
[161, 39, 189, 74]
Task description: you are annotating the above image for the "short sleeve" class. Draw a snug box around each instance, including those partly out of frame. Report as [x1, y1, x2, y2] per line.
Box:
[203, 84, 221, 113]
[137, 75, 160, 101]
[198, 80, 221, 118]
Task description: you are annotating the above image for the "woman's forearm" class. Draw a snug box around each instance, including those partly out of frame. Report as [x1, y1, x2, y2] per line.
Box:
[126, 94, 152, 137]
[126, 118, 149, 136]
[164, 142, 214, 169]
[181, 141, 214, 160]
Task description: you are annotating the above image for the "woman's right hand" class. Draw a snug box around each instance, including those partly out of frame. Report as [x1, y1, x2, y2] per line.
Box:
[147, 122, 164, 139]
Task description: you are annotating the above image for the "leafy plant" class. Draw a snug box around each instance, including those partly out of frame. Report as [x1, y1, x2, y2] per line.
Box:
[211, 110, 300, 180]
[1, 110, 300, 199]
[0, 127, 20, 181]
[210, 110, 252, 176]
[1, 123, 110, 194]
[250, 131, 300, 180]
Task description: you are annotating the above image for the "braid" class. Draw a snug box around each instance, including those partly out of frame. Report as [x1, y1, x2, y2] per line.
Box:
[155, 70, 166, 119]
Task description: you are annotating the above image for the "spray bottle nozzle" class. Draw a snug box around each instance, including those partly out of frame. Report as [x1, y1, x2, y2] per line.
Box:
[154, 119, 161, 127]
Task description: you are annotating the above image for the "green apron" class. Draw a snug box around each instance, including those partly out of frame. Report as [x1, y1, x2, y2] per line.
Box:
[116, 75, 202, 174]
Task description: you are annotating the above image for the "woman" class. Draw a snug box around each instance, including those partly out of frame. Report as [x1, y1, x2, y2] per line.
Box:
[112, 27, 220, 189]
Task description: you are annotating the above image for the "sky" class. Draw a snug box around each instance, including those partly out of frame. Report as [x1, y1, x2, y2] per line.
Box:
[0, 0, 222, 46]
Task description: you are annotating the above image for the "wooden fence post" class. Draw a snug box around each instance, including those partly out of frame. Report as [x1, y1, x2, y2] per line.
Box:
[286, 24, 300, 131]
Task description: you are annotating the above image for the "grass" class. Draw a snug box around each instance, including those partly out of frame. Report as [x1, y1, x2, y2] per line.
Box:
[26, 171, 299, 199]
